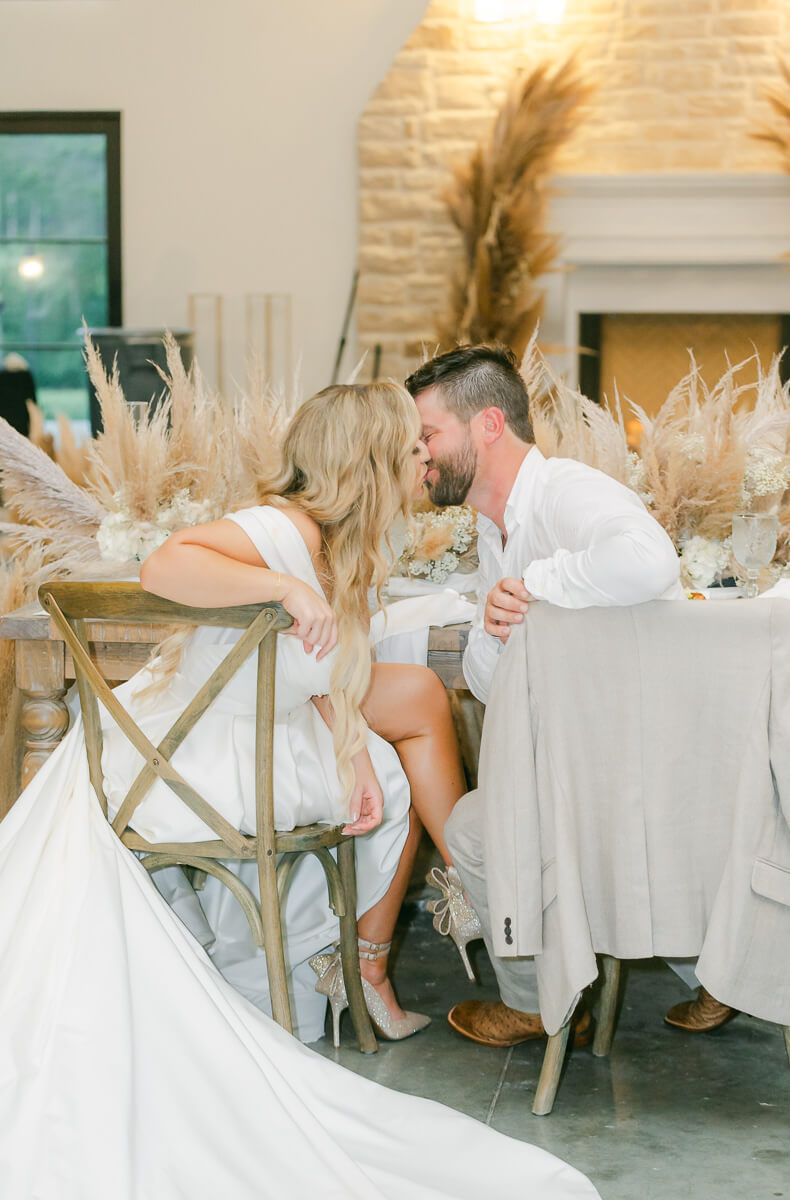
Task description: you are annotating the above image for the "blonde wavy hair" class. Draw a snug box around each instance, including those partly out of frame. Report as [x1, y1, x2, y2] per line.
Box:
[258, 381, 421, 801]
[139, 380, 420, 806]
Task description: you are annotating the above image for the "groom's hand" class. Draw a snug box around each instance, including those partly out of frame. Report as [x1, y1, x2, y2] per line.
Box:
[484, 577, 531, 644]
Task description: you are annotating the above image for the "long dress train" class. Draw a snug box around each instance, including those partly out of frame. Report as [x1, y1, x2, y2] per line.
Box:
[0, 505, 601, 1199]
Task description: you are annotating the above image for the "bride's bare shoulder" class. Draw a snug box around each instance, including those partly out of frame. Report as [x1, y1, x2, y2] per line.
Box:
[275, 504, 322, 557]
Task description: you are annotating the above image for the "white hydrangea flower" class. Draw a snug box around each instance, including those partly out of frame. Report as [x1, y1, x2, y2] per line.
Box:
[97, 489, 219, 563]
[96, 511, 136, 562]
[678, 535, 732, 589]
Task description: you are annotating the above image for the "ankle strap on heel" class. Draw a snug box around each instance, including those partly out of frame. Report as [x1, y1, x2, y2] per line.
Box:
[358, 937, 392, 961]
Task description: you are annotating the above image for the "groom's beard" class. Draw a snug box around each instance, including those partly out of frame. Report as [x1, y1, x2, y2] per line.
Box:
[426, 436, 477, 507]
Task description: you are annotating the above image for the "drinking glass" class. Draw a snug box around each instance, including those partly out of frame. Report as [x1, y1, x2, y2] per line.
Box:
[731, 513, 778, 598]
[126, 400, 148, 429]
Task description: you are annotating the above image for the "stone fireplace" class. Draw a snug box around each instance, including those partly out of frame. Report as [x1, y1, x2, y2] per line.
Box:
[541, 173, 790, 411]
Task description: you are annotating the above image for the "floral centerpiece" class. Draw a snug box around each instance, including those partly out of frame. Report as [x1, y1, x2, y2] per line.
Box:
[396, 506, 477, 586]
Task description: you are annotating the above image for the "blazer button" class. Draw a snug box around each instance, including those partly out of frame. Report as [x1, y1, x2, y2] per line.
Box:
[505, 935, 513, 946]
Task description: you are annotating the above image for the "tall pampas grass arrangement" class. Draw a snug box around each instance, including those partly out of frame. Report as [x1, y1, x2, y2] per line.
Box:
[438, 58, 593, 356]
[0, 334, 297, 807]
[523, 337, 790, 588]
[0, 332, 294, 582]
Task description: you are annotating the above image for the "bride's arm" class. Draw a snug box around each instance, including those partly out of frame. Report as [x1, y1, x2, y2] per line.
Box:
[141, 520, 283, 607]
[141, 520, 338, 658]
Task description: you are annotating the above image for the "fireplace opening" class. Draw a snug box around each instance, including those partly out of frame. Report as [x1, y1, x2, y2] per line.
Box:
[578, 313, 790, 416]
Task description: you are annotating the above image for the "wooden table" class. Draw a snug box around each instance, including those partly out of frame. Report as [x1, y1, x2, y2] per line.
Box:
[0, 601, 471, 795]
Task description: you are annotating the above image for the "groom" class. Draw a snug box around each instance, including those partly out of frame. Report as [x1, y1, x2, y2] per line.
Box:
[405, 345, 731, 1045]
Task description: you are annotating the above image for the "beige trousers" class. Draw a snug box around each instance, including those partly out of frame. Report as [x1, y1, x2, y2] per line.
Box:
[445, 790, 698, 1014]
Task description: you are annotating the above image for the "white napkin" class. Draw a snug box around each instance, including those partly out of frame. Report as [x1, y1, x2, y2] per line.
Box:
[384, 571, 479, 599]
[371, 590, 476, 668]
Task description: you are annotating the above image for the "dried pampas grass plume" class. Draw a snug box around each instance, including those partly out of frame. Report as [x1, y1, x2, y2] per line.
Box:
[523, 331, 633, 486]
[754, 56, 790, 172]
[438, 57, 593, 357]
[83, 334, 174, 520]
[0, 414, 104, 533]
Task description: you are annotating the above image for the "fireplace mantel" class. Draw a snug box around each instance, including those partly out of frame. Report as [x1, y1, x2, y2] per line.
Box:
[542, 173, 790, 385]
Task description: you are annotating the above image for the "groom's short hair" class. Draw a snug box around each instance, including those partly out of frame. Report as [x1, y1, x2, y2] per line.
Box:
[405, 344, 533, 443]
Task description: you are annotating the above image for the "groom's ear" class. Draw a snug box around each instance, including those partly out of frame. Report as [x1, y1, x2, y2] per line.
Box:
[477, 406, 506, 446]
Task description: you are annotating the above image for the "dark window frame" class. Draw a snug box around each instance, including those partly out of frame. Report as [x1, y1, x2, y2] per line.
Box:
[0, 110, 122, 326]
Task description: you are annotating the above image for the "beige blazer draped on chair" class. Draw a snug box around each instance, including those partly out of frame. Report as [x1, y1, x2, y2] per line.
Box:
[478, 598, 790, 1035]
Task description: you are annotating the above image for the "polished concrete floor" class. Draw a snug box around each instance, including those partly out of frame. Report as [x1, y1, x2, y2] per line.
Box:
[313, 889, 790, 1200]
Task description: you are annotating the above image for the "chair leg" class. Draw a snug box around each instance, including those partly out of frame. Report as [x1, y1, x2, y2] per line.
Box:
[258, 852, 293, 1035]
[337, 839, 377, 1055]
[784, 1025, 790, 1068]
[592, 955, 621, 1058]
[532, 1022, 571, 1116]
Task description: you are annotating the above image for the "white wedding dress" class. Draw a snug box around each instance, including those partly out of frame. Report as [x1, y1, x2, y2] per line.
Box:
[0, 505, 600, 1200]
[100, 505, 414, 1039]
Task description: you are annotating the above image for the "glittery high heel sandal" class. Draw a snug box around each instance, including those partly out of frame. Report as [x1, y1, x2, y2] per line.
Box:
[425, 865, 483, 983]
[308, 938, 431, 1048]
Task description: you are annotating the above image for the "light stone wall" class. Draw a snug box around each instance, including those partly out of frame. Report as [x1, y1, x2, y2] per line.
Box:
[357, 0, 790, 381]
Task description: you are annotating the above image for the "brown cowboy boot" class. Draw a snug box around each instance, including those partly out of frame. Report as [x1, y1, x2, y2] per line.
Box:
[447, 1000, 592, 1048]
[664, 986, 738, 1032]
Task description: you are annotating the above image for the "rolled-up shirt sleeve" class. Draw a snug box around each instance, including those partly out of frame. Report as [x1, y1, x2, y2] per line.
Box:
[522, 476, 681, 609]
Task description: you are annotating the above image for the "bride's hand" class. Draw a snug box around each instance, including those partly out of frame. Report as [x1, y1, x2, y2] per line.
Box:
[279, 577, 338, 660]
[343, 750, 383, 836]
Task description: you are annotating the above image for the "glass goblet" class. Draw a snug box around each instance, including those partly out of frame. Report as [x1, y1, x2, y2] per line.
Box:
[126, 400, 148, 429]
[731, 513, 778, 598]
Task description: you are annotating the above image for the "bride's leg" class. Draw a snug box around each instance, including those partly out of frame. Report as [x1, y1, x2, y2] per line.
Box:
[353, 664, 467, 1017]
[362, 662, 466, 864]
[356, 808, 423, 1017]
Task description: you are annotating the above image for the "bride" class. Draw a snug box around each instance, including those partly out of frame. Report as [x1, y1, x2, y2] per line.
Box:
[134, 380, 473, 1043]
[0, 381, 600, 1199]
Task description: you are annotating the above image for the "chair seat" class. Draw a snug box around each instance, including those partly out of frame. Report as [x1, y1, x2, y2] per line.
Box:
[122, 822, 348, 859]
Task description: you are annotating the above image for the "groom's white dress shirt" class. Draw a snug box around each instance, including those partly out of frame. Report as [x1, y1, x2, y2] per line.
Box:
[463, 447, 684, 703]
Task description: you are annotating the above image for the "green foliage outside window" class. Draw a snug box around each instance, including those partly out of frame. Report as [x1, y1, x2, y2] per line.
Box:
[0, 133, 109, 410]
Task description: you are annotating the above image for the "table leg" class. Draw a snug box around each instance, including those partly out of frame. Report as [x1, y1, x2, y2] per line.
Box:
[17, 640, 69, 790]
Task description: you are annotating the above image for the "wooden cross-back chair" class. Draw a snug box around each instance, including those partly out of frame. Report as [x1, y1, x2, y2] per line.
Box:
[38, 579, 377, 1054]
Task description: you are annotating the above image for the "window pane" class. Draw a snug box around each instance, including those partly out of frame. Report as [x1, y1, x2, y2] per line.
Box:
[0, 131, 110, 421]
[0, 133, 107, 238]
[0, 241, 107, 375]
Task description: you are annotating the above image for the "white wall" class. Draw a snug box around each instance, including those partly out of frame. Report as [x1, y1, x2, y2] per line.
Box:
[0, 0, 429, 396]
